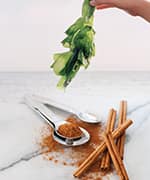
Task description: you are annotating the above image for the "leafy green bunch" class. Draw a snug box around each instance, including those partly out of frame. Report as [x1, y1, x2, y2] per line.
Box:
[51, 0, 95, 88]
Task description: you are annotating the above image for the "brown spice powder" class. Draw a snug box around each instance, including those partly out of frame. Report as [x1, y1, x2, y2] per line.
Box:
[39, 115, 112, 180]
[58, 122, 83, 138]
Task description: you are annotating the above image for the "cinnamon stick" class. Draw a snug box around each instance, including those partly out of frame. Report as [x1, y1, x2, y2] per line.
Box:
[117, 101, 127, 159]
[117, 101, 124, 152]
[100, 109, 116, 170]
[120, 101, 127, 159]
[73, 120, 133, 178]
[104, 133, 129, 180]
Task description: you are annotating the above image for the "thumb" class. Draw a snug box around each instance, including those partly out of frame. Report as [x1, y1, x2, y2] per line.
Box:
[96, 4, 115, 9]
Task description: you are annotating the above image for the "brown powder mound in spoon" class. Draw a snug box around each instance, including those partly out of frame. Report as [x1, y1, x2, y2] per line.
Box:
[39, 115, 113, 180]
[57, 122, 83, 138]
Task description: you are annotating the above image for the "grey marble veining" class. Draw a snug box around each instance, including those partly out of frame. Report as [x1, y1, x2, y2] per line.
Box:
[0, 71, 150, 180]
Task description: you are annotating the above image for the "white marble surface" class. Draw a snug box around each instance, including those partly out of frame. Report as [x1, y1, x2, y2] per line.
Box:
[1, 71, 150, 180]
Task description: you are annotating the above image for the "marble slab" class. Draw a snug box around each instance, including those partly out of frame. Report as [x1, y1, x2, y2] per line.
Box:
[0, 72, 150, 180]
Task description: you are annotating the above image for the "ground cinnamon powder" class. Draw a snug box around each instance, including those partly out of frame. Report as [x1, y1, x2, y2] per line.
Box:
[58, 122, 83, 138]
[39, 115, 113, 180]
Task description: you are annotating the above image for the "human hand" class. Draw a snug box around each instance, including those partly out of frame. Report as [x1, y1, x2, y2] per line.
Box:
[90, 0, 145, 16]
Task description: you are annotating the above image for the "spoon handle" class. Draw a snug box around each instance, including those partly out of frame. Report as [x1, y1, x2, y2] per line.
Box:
[24, 97, 60, 128]
[31, 94, 80, 115]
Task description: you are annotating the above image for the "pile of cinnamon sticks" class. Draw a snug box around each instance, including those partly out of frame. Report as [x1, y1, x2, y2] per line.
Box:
[74, 100, 132, 180]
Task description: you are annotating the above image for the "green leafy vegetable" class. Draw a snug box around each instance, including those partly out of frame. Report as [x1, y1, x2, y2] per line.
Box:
[51, 0, 95, 88]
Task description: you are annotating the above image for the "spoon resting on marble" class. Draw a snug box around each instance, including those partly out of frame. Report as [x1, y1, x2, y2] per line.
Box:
[30, 94, 101, 124]
[24, 96, 90, 146]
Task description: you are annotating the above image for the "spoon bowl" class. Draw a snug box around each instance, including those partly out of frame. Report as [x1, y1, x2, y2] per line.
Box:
[53, 126, 90, 146]
[78, 112, 100, 123]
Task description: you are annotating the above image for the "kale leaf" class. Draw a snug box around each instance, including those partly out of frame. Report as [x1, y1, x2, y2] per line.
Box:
[51, 0, 95, 88]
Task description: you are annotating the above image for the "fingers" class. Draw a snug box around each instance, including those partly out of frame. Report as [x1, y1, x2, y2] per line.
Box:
[96, 4, 115, 9]
[90, 0, 115, 10]
[90, 0, 138, 17]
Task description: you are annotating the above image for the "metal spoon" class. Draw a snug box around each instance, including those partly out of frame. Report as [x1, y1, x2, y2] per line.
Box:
[30, 94, 100, 123]
[24, 97, 90, 146]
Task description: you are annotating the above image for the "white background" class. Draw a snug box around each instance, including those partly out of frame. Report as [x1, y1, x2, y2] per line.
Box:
[0, 0, 150, 72]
